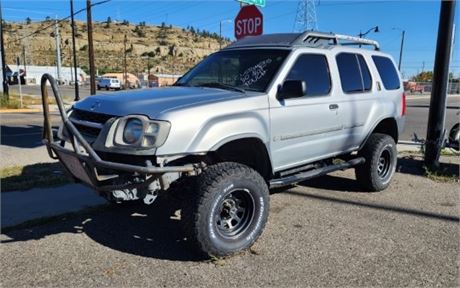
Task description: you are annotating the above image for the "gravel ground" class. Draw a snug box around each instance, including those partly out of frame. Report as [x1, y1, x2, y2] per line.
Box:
[1, 156, 459, 287]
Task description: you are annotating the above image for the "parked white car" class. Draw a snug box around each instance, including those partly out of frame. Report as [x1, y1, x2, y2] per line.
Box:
[97, 78, 121, 90]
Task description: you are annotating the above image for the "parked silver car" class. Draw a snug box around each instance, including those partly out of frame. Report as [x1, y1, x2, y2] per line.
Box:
[41, 31, 405, 258]
[97, 78, 121, 90]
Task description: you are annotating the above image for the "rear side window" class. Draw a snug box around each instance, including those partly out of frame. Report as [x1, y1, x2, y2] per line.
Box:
[285, 54, 331, 96]
[372, 56, 400, 90]
[336, 53, 372, 93]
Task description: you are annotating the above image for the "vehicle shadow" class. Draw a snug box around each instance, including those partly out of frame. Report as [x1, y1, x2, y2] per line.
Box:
[297, 174, 363, 193]
[0, 125, 45, 148]
[1, 195, 205, 262]
[396, 155, 459, 178]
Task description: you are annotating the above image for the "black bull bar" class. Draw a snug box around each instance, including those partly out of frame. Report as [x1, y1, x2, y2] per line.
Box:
[40, 74, 195, 191]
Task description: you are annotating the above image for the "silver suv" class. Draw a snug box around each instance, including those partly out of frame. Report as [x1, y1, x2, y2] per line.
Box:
[41, 31, 405, 258]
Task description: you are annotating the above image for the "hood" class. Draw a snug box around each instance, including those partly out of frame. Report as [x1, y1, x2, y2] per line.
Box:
[73, 87, 244, 119]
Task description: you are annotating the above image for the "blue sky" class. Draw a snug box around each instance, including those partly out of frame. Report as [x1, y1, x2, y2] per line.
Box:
[3, 0, 459, 78]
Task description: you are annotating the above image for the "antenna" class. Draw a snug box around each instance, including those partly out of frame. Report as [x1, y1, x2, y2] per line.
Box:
[293, 0, 318, 32]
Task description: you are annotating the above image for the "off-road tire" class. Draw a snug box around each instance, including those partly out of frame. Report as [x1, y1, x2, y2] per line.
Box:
[355, 133, 397, 192]
[182, 162, 269, 257]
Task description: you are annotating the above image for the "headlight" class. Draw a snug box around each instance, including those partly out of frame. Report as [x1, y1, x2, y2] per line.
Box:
[109, 115, 171, 149]
[123, 118, 143, 144]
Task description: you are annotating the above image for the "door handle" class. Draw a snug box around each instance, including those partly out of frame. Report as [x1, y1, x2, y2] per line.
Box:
[329, 104, 339, 110]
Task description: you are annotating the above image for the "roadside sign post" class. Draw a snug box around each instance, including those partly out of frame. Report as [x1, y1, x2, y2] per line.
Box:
[234, 5, 263, 40]
[237, 0, 266, 7]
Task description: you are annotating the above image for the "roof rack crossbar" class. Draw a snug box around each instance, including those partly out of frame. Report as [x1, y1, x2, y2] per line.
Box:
[294, 31, 380, 50]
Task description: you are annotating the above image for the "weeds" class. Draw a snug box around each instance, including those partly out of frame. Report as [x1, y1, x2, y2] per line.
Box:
[1, 162, 71, 192]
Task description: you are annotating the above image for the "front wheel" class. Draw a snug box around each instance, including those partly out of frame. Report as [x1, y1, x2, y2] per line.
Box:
[183, 162, 269, 257]
[355, 133, 397, 192]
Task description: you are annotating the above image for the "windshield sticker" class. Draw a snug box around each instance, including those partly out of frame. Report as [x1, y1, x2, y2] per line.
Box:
[239, 59, 272, 87]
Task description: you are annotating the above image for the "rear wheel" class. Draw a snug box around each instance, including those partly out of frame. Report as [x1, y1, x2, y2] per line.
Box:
[355, 133, 397, 192]
[182, 162, 269, 257]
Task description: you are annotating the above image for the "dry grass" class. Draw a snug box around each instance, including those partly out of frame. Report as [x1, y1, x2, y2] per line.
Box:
[1, 162, 71, 192]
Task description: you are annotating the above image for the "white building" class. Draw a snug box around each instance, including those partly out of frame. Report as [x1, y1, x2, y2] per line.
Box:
[7, 64, 87, 85]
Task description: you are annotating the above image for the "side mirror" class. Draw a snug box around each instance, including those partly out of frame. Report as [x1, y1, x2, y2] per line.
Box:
[277, 80, 306, 100]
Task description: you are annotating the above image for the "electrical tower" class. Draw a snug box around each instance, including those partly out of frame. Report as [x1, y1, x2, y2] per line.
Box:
[293, 0, 318, 32]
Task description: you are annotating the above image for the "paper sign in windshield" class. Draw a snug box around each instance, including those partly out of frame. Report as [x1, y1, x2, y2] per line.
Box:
[239, 59, 272, 87]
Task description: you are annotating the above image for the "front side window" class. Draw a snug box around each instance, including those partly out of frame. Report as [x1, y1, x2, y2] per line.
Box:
[372, 55, 401, 90]
[336, 53, 372, 93]
[285, 54, 331, 97]
[176, 49, 290, 92]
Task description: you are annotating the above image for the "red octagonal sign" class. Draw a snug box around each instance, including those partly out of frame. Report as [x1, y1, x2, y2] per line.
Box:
[235, 5, 263, 40]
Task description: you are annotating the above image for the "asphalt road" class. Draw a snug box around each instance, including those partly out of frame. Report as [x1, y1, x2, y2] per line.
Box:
[1, 112, 61, 167]
[1, 161, 458, 287]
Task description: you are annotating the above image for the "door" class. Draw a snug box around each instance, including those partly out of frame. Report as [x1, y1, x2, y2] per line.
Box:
[333, 52, 376, 151]
[269, 53, 343, 171]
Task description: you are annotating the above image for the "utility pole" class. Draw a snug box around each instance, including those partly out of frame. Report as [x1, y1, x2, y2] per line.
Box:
[55, 17, 62, 83]
[68, 42, 74, 83]
[86, 0, 96, 95]
[16, 57, 22, 108]
[425, 0, 456, 169]
[123, 34, 128, 89]
[70, 0, 80, 101]
[0, 1, 9, 99]
[22, 46, 26, 76]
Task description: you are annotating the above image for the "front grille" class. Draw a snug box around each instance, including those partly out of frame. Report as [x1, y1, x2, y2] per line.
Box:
[70, 109, 116, 143]
[71, 109, 115, 124]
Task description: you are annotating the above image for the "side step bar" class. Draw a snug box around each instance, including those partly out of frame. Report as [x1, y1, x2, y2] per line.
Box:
[269, 157, 365, 189]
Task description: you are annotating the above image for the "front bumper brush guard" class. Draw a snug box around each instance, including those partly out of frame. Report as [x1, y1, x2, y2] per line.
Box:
[40, 74, 195, 191]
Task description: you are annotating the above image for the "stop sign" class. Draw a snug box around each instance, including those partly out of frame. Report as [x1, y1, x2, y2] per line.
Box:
[234, 5, 263, 40]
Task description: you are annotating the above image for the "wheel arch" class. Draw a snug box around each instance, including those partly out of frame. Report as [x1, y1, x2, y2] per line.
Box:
[210, 137, 273, 180]
[360, 117, 399, 149]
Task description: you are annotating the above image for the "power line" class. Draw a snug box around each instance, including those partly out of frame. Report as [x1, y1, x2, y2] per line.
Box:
[11, 0, 110, 44]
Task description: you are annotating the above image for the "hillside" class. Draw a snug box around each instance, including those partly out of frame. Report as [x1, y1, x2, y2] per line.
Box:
[3, 20, 230, 75]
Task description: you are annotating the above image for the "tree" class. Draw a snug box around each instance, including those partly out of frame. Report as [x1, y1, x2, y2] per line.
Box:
[26, 17, 32, 25]
[105, 16, 112, 28]
[122, 19, 129, 26]
[45, 16, 51, 21]
[411, 71, 433, 82]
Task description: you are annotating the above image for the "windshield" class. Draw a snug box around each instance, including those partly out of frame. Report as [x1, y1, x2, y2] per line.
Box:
[176, 49, 290, 92]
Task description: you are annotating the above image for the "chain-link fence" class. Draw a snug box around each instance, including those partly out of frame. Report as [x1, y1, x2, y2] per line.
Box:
[404, 81, 460, 95]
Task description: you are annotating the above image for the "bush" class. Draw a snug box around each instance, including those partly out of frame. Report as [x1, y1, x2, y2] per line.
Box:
[0, 97, 22, 109]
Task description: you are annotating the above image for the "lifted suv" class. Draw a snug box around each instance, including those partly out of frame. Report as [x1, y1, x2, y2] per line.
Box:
[41, 31, 405, 257]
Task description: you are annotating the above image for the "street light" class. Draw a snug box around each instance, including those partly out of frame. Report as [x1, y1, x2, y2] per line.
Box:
[219, 19, 232, 49]
[392, 27, 406, 71]
[358, 26, 379, 38]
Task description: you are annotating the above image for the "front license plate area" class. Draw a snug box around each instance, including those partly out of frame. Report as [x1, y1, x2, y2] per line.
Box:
[55, 150, 94, 186]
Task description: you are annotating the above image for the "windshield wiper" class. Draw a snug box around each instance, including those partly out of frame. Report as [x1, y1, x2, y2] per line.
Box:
[173, 82, 189, 87]
[195, 82, 246, 94]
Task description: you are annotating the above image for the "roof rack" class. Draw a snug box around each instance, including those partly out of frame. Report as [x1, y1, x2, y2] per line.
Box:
[223, 31, 380, 51]
[293, 31, 380, 50]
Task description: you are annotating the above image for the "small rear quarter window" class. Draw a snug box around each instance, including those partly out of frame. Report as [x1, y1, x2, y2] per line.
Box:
[372, 56, 400, 90]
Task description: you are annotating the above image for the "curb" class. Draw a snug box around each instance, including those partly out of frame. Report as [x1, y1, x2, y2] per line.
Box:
[0, 109, 41, 114]
[1, 183, 106, 229]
